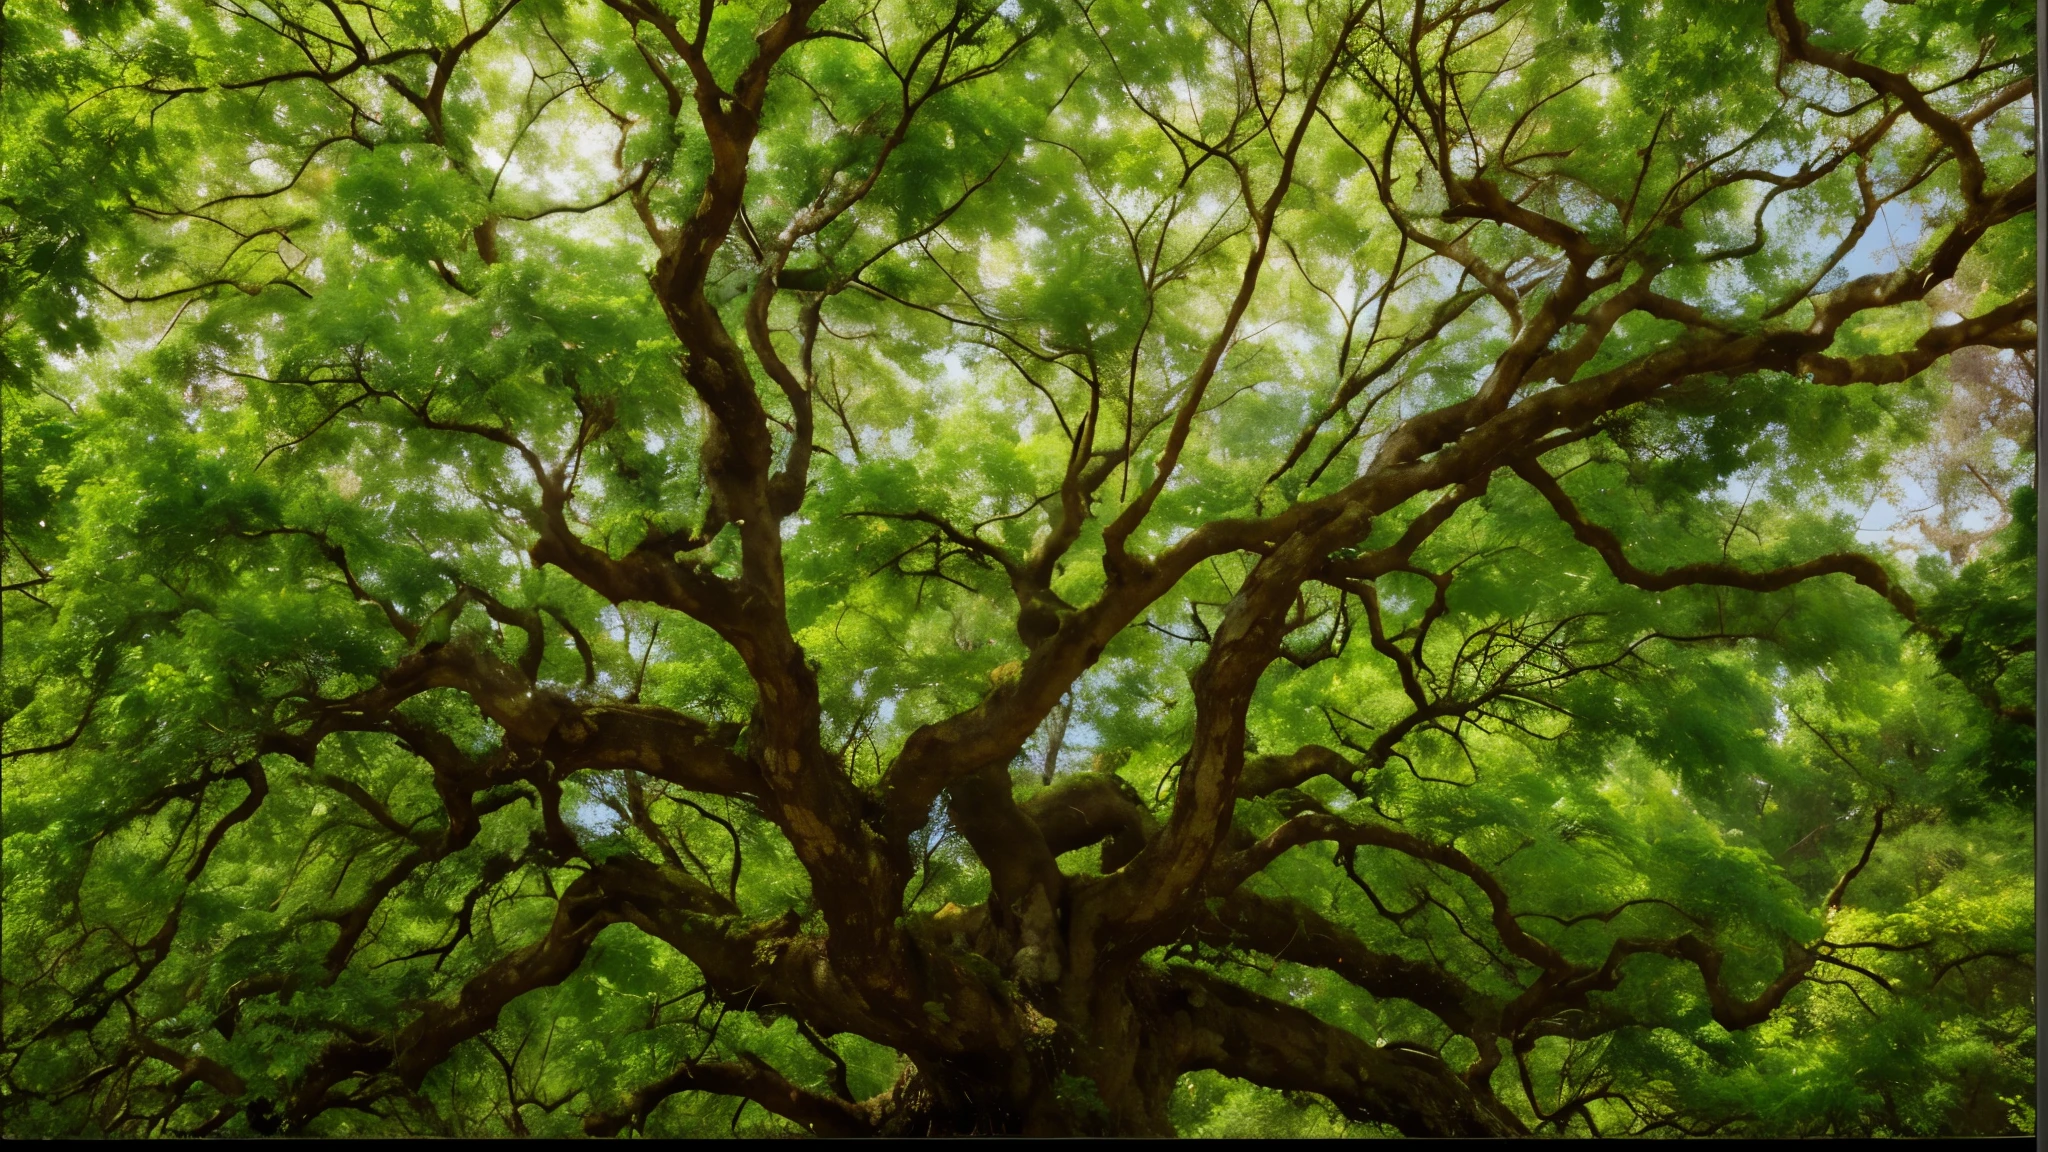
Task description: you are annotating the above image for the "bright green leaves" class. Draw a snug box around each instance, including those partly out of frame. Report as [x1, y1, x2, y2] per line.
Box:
[2, 2, 172, 384]
[336, 149, 491, 265]
[1918, 489, 2038, 802]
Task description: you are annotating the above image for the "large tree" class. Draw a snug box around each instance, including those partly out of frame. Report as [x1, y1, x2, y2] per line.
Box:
[1, 0, 2037, 1138]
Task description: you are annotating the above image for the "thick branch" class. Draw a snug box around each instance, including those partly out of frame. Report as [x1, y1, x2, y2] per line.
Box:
[584, 1052, 878, 1137]
[1190, 889, 1492, 1037]
[1166, 966, 1519, 1136]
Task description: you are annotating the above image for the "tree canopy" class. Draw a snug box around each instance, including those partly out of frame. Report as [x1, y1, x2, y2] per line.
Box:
[1, 0, 2037, 1138]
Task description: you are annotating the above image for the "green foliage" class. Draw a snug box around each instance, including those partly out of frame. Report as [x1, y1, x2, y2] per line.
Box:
[1919, 490, 2038, 801]
[1, 0, 2034, 1139]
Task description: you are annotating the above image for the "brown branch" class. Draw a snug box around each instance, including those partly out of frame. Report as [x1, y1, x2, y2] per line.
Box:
[1824, 805, 1886, 914]
[583, 1051, 878, 1137]
[1190, 889, 1491, 1037]
[132, 1035, 247, 1102]
[1218, 812, 1573, 974]
[1164, 966, 1519, 1136]
[1511, 458, 1918, 622]
[1765, 0, 1988, 203]
[1020, 770, 1157, 873]
[1591, 935, 1817, 1032]
[1236, 744, 1358, 799]
[185, 761, 270, 882]
[2, 692, 99, 759]
[1930, 949, 2034, 987]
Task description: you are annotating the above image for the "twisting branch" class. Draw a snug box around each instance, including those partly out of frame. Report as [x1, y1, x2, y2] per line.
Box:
[1510, 458, 1920, 622]
[583, 1051, 880, 1137]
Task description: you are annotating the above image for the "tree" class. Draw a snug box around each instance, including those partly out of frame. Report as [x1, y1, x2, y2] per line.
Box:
[0, 0, 2036, 1138]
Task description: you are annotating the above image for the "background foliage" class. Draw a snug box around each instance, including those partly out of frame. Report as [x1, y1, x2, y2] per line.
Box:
[1, 0, 2037, 1137]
